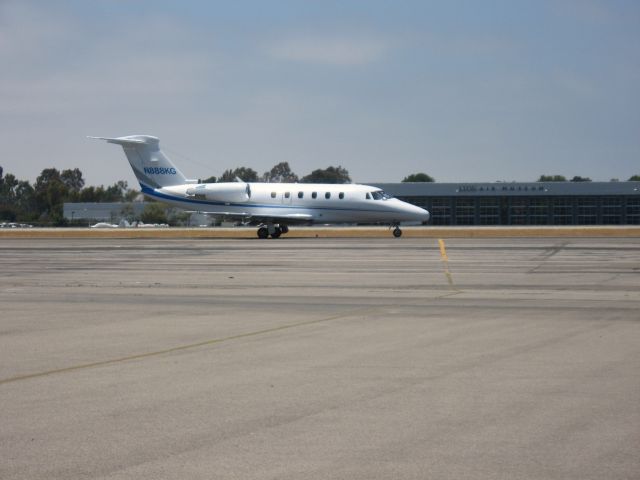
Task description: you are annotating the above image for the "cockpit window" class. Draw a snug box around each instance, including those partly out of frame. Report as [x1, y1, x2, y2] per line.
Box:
[371, 190, 393, 200]
[366, 193, 371, 200]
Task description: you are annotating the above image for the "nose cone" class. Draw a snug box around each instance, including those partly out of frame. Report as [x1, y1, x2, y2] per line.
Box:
[392, 199, 429, 223]
[410, 204, 430, 223]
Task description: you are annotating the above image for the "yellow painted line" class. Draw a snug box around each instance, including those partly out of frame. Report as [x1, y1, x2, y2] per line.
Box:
[438, 238, 449, 261]
[437, 238, 459, 291]
[0, 306, 377, 386]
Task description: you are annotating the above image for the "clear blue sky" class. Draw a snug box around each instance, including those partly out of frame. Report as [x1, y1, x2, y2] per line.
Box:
[1, 0, 638, 187]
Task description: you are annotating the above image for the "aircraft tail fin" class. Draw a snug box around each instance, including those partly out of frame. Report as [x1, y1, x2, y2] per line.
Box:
[88, 135, 190, 188]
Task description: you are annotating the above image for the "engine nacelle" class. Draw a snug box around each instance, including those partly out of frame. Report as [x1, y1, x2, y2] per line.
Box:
[187, 183, 250, 203]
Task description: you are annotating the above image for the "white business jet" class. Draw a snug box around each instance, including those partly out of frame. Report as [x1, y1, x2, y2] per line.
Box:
[89, 135, 429, 238]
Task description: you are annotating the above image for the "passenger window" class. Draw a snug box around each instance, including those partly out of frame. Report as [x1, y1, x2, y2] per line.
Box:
[325, 192, 331, 199]
[298, 191, 304, 199]
[284, 192, 290, 199]
[312, 192, 317, 199]
[271, 192, 276, 198]
[339, 192, 344, 199]
[366, 193, 371, 200]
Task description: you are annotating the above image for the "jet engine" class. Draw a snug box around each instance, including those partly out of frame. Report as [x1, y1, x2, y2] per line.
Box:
[186, 183, 250, 203]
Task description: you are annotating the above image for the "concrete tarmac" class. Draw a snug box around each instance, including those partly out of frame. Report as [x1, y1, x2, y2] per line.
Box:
[1, 237, 639, 479]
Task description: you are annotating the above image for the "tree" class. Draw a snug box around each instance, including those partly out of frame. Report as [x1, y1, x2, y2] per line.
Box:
[76, 181, 133, 202]
[300, 166, 351, 184]
[140, 202, 168, 224]
[402, 172, 434, 182]
[103, 180, 129, 201]
[570, 176, 591, 182]
[34, 168, 67, 225]
[0, 171, 16, 221]
[0, 170, 36, 221]
[218, 167, 259, 183]
[168, 210, 192, 227]
[200, 175, 217, 184]
[78, 186, 99, 202]
[537, 175, 567, 182]
[629, 175, 640, 181]
[0, 173, 19, 201]
[124, 188, 140, 202]
[0, 166, 143, 224]
[14, 181, 36, 220]
[262, 162, 298, 183]
[61, 168, 85, 193]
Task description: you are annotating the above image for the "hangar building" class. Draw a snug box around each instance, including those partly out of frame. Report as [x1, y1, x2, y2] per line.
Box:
[372, 182, 640, 225]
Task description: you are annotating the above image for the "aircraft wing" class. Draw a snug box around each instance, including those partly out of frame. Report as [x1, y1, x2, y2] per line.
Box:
[186, 211, 314, 224]
[244, 213, 314, 225]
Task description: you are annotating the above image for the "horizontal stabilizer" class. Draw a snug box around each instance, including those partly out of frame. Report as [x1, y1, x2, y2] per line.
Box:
[87, 136, 148, 145]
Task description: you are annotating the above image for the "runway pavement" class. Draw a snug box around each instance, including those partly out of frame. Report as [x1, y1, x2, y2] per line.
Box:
[1, 237, 639, 479]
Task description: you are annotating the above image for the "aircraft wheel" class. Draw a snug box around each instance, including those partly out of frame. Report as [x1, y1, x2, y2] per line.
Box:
[270, 227, 282, 238]
[393, 227, 402, 238]
[280, 225, 289, 234]
[257, 227, 269, 239]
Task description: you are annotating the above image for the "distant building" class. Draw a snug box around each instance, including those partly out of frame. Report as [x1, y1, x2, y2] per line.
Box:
[371, 182, 640, 225]
[62, 202, 211, 226]
[63, 202, 145, 224]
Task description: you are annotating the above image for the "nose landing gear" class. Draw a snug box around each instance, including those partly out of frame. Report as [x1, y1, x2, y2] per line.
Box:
[392, 226, 402, 238]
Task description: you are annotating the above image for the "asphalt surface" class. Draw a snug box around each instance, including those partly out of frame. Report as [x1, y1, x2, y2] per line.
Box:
[1, 237, 639, 479]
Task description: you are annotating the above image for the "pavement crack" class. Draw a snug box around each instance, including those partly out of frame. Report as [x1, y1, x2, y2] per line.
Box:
[0, 306, 378, 386]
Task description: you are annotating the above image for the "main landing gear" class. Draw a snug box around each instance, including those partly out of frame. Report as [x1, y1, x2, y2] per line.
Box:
[257, 223, 289, 239]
